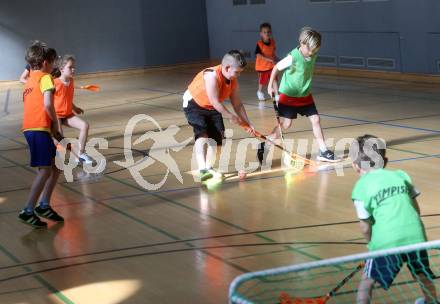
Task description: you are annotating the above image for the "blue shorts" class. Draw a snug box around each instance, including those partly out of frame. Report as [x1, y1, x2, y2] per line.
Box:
[364, 249, 435, 290]
[23, 131, 56, 167]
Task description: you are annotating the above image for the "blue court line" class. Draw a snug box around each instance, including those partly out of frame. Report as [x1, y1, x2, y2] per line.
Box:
[2, 139, 435, 212]
[321, 113, 440, 134]
[1, 144, 431, 219]
[242, 101, 440, 134]
[1, 97, 437, 151]
[101, 151, 440, 201]
[227, 219, 440, 262]
[1, 90, 438, 277]
[0, 287, 44, 297]
[99, 149, 440, 262]
[125, 84, 440, 135]
[0, 153, 437, 282]
[0, 153, 252, 276]
[0, 133, 27, 147]
[390, 153, 440, 163]
[312, 81, 440, 104]
[103, 175, 324, 263]
[141, 87, 184, 95]
[0, 243, 74, 304]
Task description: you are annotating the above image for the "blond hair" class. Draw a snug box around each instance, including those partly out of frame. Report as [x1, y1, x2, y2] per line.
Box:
[299, 27, 321, 50]
[222, 50, 247, 68]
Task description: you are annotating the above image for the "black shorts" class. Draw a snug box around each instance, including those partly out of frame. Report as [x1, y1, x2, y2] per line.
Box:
[184, 99, 225, 145]
[364, 249, 435, 290]
[278, 102, 318, 120]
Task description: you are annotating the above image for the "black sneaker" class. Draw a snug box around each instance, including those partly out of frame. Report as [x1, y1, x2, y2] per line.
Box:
[317, 150, 339, 162]
[35, 206, 64, 222]
[257, 142, 266, 165]
[18, 210, 47, 228]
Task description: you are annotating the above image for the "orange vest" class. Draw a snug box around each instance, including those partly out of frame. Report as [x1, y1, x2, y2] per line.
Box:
[188, 65, 237, 110]
[255, 39, 276, 72]
[54, 78, 74, 118]
[22, 71, 52, 131]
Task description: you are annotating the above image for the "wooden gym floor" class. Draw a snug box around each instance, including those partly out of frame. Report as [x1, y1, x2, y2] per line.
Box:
[0, 64, 439, 303]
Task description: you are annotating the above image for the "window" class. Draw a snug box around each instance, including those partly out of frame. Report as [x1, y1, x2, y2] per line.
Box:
[339, 56, 365, 68]
[367, 57, 395, 69]
[316, 55, 337, 66]
[233, 0, 247, 5]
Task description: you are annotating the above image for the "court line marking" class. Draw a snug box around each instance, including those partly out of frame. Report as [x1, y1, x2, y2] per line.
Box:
[2, 79, 439, 145]
[0, 82, 438, 282]
[0, 286, 44, 297]
[0, 242, 74, 304]
[0, 153, 253, 277]
[0, 100, 438, 153]
[227, 221, 440, 261]
[0, 129, 436, 294]
[1, 149, 437, 215]
[91, 151, 440, 265]
[104, 174, 324, 263]
[3, 215, 440, 272]
[243, 101, 440, 134]
[100, 151, 440, 200]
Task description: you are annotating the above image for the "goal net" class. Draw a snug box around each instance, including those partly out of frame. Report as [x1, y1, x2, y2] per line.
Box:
[229, 240, 440, 304]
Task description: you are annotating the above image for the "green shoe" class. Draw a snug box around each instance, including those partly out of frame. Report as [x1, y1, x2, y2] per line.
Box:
[198, 169, 213, 182]
[208, 168, 224, 179]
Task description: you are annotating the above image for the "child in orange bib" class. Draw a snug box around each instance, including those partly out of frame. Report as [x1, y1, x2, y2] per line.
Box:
[20, 41, 64, 228]
[255, 22, 278, 102]
[54, 55, 92, 164]
[183, 50, 255, 182]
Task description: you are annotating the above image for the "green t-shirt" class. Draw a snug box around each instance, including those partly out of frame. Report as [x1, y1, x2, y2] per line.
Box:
[351, 169, 426, 251]
[278, 47, 317, 97]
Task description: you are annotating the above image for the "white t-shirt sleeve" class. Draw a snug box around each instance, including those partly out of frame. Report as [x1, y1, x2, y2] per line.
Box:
[276, 55, 293, 71]
[182, 90, 193, 108]
[353, 200, 371, 220]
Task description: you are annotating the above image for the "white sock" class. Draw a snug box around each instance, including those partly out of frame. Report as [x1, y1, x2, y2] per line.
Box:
[206, 143, 216, 170]
[195, 138, 208, 171]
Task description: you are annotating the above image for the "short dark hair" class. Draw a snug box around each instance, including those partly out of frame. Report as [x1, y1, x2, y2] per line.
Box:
[51, 68, 61, 78]
[351, 134, 387, 169]
[260, 22, 272, 31]
[223, 50, 247, 68]
[25, 41, 57, 70]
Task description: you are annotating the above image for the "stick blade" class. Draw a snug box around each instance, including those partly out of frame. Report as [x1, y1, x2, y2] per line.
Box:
[80, 84, 100, 92]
